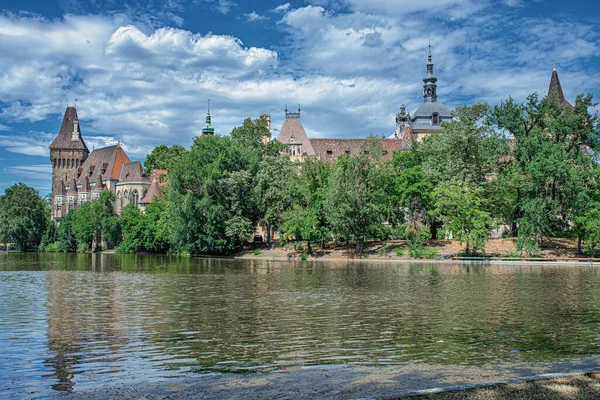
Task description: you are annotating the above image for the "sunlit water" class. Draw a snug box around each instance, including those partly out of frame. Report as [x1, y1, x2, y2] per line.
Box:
[1, 253, 600, 398]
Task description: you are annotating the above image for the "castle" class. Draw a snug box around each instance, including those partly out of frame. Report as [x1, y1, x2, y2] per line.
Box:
[276, 45, 452, 160]
[50, 43, 570, 223]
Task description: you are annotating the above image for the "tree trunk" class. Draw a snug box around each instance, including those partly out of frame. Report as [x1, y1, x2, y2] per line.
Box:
[266, 222, 271, 246]
[578, 236, 582, 255]
[430, 221, 438, 240]
[356, 240, 364, 254]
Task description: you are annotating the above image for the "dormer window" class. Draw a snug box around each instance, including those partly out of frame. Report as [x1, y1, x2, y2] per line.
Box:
[432, 113, 439, 125]
[326, 150, 333, 156]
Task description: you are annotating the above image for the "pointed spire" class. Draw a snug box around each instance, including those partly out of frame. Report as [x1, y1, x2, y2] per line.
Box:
[55, 179, 66, 196]
[92, 174, 104, 192]
[202, 99, 215, 135]
[81, 176, 91, 193]
[49, 107, 90, 152]
[423, 39, 438, 103]
[548, 67, 571, 107]
[67, 176, 79, 195]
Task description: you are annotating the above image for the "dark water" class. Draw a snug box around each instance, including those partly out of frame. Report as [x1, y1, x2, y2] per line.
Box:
[2, 253, 600, 398]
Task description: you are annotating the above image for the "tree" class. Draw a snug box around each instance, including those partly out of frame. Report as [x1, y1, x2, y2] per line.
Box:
[325, 138, 389, 252]
[389, 150, 433, 239]
[169, 134, 256, 254]
[56, 210, 77, 252]
[417, 103, 509, 187]
[144, 144, 188, 175]
[72, 191, 118, 252]
[0, 183, 47, 251]
[253, 156, 296, 246]
[492, 93, 599, 249]
[433, 181, 492, 255]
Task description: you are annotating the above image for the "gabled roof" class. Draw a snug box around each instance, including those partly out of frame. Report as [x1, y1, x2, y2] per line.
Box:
[119, 161, 149, 183]
[548, 68, 572, 108]
[277, 117, 315, 156]
[49, 107, 90, 152]
[77, 145, 131, 181]
[54, 179, 66, 196]
[92, 174, 105, 191]
[140, 178, 163, 204]
[80, 176, 91, 193]
[67, 177, 78, 195]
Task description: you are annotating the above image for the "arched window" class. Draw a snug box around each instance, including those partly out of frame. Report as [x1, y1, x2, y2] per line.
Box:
[133, 190, 139, 207]
[432, 113, 439, 125]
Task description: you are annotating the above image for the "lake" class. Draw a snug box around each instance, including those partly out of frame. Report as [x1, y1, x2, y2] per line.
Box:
[1, 253, 600, 398]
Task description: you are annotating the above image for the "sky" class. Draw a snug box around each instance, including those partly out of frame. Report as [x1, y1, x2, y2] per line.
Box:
[0, 0, 599, 195]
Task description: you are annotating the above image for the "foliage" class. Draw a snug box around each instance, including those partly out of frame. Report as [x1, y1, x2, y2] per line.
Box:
[71, 191, 119, 252]
[144, 144, 188, 175]
[434, 181, 492, 254]
[56, 210, 77, 252]
[0, 183, 47, 251]
[325, 138, 390, 252]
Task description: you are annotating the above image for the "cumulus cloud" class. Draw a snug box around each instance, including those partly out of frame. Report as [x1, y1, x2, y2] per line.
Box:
[0, 0, 598, 172]
[245, 11, 266, 22]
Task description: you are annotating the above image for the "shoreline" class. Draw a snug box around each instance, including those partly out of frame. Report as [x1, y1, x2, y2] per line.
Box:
[57, 356, 600, 399]
[199, 254, 600, 267]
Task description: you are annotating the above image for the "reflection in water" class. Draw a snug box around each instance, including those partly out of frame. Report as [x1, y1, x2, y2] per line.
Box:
[1, 253, 600, 397]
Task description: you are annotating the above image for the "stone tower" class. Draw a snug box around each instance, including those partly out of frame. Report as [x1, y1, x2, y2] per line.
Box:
[49, 107, 90, 197]
[423, 42, 437, 103]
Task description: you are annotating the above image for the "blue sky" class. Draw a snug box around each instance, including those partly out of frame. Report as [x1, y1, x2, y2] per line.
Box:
[0, 0, 598, 195]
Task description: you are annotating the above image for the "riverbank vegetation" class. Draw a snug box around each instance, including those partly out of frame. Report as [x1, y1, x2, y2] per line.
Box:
[3, 91, 599, 257]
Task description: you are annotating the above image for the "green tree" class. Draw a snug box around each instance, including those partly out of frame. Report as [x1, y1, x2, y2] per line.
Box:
[0, 183, 47, 251]
[325, 139, 389, 252]
[72, 191, 118, 252]
[492, 93, 599, 249]
[56, 210, 77, 252]
[253, 156, 296, 246]
[417, 103, 509, 187]
[169, 134, 255, 254]
[433, 181, 492, 255]
[144, 144, 188, 175]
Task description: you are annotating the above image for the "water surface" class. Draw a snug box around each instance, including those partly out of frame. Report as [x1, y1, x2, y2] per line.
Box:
[1, 253, 600, 398]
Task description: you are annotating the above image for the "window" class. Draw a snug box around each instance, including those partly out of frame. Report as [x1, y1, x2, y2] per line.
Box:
[133, 190, 139, 207]
[432, 113, 439, 125]
[326, 150, 333, 156]
[345, 150, 351, 155]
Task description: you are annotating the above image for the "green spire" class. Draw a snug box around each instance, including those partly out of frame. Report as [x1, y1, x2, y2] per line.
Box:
[202, 99, 215, 135]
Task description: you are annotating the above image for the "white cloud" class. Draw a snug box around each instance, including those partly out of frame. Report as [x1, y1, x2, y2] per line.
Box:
[4, 165, 52, 180]
[0, 131, 54, 157]
[246, 11, 266, 22]
[273, 3, 291, 13]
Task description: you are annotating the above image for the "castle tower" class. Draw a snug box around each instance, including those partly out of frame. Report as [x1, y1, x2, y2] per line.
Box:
[49, 107, 90, 197]
[201, 100, 215, 135]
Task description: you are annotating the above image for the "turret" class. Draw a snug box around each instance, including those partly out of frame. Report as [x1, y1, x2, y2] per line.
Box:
[66, 176, 78, 210]
[91, 174, 104, 199]
[423, 41, 438, 103]
[201, 100, 215, 135]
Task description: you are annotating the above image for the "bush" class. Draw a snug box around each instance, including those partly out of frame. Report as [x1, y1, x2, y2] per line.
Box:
[44, 242, 63, 253]
[376, 244, 391, 255]
[394, 247, 405, 257]
[300, 253, 308, 261]
[253, 249, 261, 256]
[409, 245, 438, 259]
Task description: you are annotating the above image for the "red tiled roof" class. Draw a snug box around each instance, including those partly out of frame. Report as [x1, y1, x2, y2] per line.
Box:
[309, 138, 403, 161]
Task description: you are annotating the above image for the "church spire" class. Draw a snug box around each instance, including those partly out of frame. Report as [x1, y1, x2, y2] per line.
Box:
[423, 39, 438, 103]
[202, 99, 215, 135]
[548, 65, 571, 108]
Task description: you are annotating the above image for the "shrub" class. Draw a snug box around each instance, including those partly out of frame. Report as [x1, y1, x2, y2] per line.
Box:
[394, 247, 405, 257]
[409, 245, 438, 259]
[376, 244, 391, 255]
[300, 253, 308, 261]
[253, 249, 261, 256]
